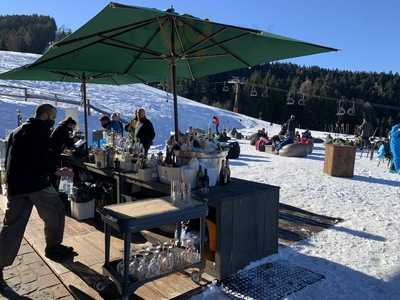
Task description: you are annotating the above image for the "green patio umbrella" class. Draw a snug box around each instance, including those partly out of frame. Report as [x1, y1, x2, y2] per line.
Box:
[0, 2, 337, 143]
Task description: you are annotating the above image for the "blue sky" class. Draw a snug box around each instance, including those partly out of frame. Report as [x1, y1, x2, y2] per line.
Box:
[1, 0, 399, 73]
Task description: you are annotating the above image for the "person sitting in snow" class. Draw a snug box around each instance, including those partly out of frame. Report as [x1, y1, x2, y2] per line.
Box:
[258, 128, 268, 138]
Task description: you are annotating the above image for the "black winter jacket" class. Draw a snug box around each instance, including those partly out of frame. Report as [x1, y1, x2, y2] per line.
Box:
[50, 124, 75, 156]
[138, 119, 155, 150]
[5, 118, 57, 196]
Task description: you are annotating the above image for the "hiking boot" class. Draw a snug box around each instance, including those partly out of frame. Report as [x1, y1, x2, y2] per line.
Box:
[45, 244, 76, 262]
[0, 268, 10, 292]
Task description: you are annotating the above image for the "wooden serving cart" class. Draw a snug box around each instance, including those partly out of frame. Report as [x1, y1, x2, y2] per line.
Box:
[99, 197, 208, 300]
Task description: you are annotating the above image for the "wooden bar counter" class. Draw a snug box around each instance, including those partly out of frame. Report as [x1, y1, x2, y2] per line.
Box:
[61, 154, 280, 280]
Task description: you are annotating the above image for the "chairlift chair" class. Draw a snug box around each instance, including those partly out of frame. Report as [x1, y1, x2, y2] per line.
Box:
[286, 93, 295, 105]
[222, 82, 229, 92]
[250, 86, 258, 97]
[347, 101, 356, 116]
[336, 98, 346, 116]
[298, 95, 306, 106]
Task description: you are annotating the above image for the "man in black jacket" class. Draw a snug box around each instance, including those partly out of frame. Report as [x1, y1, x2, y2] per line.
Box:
[0, 104, 75, 286]
[50, 117, 77, 189]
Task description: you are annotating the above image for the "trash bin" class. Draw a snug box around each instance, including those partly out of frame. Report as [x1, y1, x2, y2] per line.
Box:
[70, 185, 95, 220]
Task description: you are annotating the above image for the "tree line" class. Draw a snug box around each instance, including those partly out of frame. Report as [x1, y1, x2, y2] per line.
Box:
[0, 15, 70, 54]
[171, 63, 400, 136]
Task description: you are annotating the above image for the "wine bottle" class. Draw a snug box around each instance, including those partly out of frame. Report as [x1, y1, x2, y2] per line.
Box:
[203, 168, 210, 193]
[219, 160, 227, 185]
[196, 165, 204, 189]
[226, 159, 231, 183]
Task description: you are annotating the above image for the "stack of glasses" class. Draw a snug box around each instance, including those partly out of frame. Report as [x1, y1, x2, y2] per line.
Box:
[170, 179, 191, 204]
[117, 239, 201, 281]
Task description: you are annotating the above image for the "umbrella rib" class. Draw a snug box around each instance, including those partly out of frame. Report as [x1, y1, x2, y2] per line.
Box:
[124, 18, 166, 74]
[91, 72, 146, 84]
[180, 19, 251, 67]
[110, 77, 119, 85]
[99, 40, 164, 58]
[182, 27, 227, 54]
[29, 18, 158, 69]
[185, 32, 250, 58]
[185, 53, 229, 59]
[54, 17, 162, 47]
[173, 17, 195, 80]
[50, 70, 80, 80]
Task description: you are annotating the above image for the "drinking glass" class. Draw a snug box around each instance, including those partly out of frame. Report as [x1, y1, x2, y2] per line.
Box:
[187, 239, 199, 263]
[166, 245, 175, 272]
[183, 182, 191, 203]
[128, 253, 139, 278]
[171, 179, 180, 203]
[147, 250, 160, 278]
[136, 252, 149, 281]
[117, 260, 125, 276]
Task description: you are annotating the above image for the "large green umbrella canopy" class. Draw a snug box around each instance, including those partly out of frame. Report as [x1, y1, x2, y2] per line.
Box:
[0, 2, 337, 141]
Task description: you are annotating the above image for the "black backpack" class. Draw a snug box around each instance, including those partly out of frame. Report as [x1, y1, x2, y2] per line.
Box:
[227, 141, 240, 159]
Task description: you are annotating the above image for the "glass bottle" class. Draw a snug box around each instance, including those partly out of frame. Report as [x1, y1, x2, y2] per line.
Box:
[202, 169, 210, 193]
[219, 159, 226, 185]
[196, 165, 204, 189]
[226, 159, 231, 183]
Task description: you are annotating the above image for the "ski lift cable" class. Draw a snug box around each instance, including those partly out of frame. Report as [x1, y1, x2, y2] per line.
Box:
[190, 80, 400, 112]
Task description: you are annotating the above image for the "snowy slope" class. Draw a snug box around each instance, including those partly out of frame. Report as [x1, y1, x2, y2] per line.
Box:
[0, 50, 269, 146]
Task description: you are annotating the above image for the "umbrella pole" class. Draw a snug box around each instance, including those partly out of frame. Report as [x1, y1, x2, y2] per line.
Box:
[171, 58, 179, 142]
[81, 73, 89, 151]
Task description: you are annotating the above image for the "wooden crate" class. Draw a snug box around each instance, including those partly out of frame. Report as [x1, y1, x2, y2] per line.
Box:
[204, 178, 280, 279]
[323, 144, 356, 177]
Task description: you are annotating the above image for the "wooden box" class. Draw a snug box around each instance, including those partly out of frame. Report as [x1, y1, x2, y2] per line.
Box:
[200, 178, 280, 279]
[323, 144, 356, 177]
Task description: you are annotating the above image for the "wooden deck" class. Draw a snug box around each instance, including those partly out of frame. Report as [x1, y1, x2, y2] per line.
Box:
[0, 194, 341, 300]
[2, 195, 211, 300]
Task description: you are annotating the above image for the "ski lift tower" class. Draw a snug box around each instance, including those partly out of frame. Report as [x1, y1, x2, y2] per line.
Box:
[228, 77, 245, 113]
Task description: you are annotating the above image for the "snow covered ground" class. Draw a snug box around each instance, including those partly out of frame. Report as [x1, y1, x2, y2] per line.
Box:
[227, 141, 400, 300]
[1, 50, 400, 299]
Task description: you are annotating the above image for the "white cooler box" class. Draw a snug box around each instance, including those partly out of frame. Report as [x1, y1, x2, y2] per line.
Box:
[71, 199, 95, 221]
[158, 159, 218, 188]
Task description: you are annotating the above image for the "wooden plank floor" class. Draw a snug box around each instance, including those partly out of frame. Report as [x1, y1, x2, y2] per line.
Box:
[9, 197, 208, 300]
[0, 194, 342, 299]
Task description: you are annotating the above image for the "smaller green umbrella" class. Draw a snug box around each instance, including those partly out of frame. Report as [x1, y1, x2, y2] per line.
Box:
[0, 2, 337, 143]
